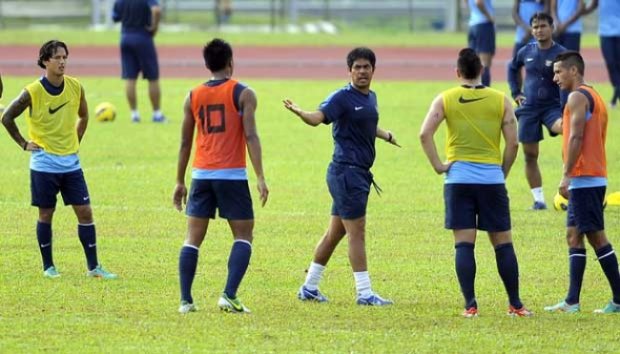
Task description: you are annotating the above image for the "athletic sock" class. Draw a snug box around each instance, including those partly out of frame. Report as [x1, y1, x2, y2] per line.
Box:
[303, 262, 326, 291]
[494, 243, 523, 309]
[354, 271, 372, 297]
[131, 110, 139, 119]
[224, 240, 252, 299]
[565, 248, 586, 304]
[37, 221, 54, 270]
[78, 224, 98, 271]
[595, 244, 620, 304]
[481, 66, 491, 87]
[531, 187, 545, 204]
[179, 245, 199, 304]
[153, 110, 163, 119]
[455, 242, 477, 309]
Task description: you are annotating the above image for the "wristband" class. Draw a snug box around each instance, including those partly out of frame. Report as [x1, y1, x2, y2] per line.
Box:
[387, 132, 393, 143]
[22, 141, 28, 150]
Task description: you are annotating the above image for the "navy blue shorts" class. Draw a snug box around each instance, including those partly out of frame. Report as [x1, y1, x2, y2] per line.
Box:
[186, 179, 254, 220]
[567, 186, 606, 234]
[554, 32, 581, 52]
[327, 162, 371, 220]
[468, 22, 496, 55]
[444, 183, 511, 232]
[515, 104, 562, 143]
[30, 169, 90, 208]
[120, 33, 159, 80]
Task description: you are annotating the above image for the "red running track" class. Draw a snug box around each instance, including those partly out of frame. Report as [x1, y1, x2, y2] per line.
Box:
[0, 45, 610, 82]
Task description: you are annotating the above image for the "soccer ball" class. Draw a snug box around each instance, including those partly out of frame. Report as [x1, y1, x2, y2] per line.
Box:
[94, 102, 116, 122]
[553, 192, 569, 211]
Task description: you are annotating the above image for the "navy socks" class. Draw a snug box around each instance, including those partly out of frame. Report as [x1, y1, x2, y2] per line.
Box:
[37, 221, 53, 270]
[455, 242, 477, 309]
[78, 224, 98, 271]
[494, 243, 522, 309]
[596, 244, 620, 304]
[179, 246, 199, 304]
[224, 240, 252, 299]
[565, 248, 586, 304]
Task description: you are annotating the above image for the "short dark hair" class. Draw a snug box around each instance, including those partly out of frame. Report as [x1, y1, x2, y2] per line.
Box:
[347, 47, 376, 70]
[530, 12, 554, 26]
[37, 40, 69, 69]
[203, 38, 233, 72]
[554, 51, 585, 76]
[457, 48, 482, 80]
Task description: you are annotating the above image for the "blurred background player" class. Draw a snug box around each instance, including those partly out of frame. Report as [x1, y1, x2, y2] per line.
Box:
[283, 47, 400, 306]
[466, 0, 495, 86]
[589, 0, 620, 107]
[173, 38, 268, 314]
[545, 51, 620, 314]
[551, 0, 597, 51]
[512, 0, 548, 58]
[507, 12, 565, 210]
[420, 48, 530, 318]
[1, 40, 116, 279]
[215, 0, 233, 26]
[112, 0, 165, 123]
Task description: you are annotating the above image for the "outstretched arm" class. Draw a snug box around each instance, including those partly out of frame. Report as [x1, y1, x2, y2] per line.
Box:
[173, 94, 195, 211]
[242, 88, 269, 207]
[1, 89, 40, 151]
[282, 98, 325, 126]
[501, 96, 519, 178]
[419, 95, 451, 174]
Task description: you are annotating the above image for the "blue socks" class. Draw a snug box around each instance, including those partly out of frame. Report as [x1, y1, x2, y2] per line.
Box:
[179, 245, 199, 304]
[596, 244, 620, 304]
[37, 221, 53, 270]
[481, 66, 491, 87]
[224, 240, 252, 299]
[78, 224, 98, 271]
[455, 242, 477, 309]
[566, 248, 587, 304]
[494, 243, 522, 309]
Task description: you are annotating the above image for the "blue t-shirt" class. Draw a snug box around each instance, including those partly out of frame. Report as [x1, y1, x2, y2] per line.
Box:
[599, 0, 620, 36]
[112, 0, 159, 35]
[445, 161, 504, 184]
[319, 83, 379, 170]
[556, 0, 582, 33]
[468, 0, 494, 26]
[508, 42, 566, 106]
[515, 0, 545, 43]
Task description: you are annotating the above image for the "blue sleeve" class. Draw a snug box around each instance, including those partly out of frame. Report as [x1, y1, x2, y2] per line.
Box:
[319, 91, 344, 124]
[507, 47, 524, 99]
[112, 0, 122, 22]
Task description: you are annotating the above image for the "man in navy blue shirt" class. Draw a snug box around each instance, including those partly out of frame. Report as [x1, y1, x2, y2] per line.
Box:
[112, 0, 165, 123]
[283, 47, 400, 306]
[508, 12, 565, 210]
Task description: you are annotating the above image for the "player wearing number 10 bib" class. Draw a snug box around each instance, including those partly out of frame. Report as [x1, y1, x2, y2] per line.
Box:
[173, 38, 269, 314]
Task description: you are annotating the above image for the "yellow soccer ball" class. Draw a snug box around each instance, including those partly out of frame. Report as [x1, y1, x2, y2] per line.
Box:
[94, 102, 116, 122]
[553, 192, 569, 211]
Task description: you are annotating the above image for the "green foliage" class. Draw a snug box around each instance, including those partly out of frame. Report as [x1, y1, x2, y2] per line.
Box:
[0, 28, 603, 48]
[1, 76, 620, 352]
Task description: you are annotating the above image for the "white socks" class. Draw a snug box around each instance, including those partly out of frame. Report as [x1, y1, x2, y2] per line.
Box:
[354, 271, 372, 297]
[131, 110, 140, 119]
[303, 262, 325, 291]
[531, 187, 545, 203]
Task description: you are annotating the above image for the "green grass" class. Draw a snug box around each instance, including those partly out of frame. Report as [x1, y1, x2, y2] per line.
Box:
[1, 76, 620, 353]
[0, 28, 604, 48]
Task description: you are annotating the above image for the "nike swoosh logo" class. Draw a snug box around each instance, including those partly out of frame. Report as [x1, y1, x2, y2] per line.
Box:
[49, 101, 69, 114]
[458, 96, 486, 104]
[40, 243, 51, 248]
[526, 58, 534, 62]
[354, 106, 363, 111]
[88, 243, 96, 248]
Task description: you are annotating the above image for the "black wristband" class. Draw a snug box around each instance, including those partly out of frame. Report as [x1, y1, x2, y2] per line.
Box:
[387, 132, 393, 143]
[22, 141, 28, 150]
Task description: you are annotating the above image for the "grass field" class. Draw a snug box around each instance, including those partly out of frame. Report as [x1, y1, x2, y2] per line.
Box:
[1, 76, 620, 353]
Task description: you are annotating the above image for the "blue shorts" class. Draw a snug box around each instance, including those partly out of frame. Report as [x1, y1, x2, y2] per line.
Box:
[567, 186, 606, 234]
[444, 183, 511, 232]
[120, 33, 159, 80]
[327, 162, 371, 220]
[554, 32, 581, 52]
[186, 179, 253, 220]
[30, 169, 90, 208]
[515, 104, 562, 143]
[468, 22, 496, 55]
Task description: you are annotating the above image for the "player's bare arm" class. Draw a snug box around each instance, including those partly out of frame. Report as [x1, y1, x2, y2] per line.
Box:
[146, 5, 161, 36]
[1, 89, 40, 151]
[242, 88, 269, 207]
[475, 0, 494, 22]
[282, 98, 325, 126]
[419, 95, 451, 174]
[559, 91, 587, 198]
[512, 0, 531, 33]
[173, 93, 195, 211]
[76, 85, 89, 143]
[501, 96, 519, 178]
[376, 127, 401, 147]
